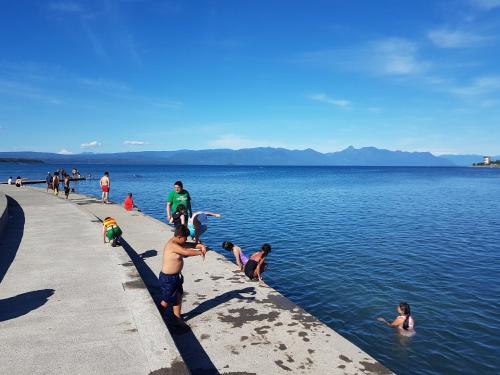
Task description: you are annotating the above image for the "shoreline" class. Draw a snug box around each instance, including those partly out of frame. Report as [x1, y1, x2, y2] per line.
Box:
[1, 185, 392, 374]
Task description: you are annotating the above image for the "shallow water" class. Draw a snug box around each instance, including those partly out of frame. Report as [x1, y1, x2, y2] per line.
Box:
[2, 164, 500, 374]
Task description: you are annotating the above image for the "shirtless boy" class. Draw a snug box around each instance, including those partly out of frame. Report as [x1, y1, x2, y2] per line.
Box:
[100, 171, 110, 204]
[159, 225, 207, 324]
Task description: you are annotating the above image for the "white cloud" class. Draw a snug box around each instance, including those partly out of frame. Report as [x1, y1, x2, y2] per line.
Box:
[428, 28, 489, 48]
[309, 93, 351, 109]
[209, 134, 287, 149]
[373, 38, 428, 75]
[57, 149, 74, 155]
[49, 2, 83, 13]
[80, 140, 102, 149]
[470, 0, 500, 10]
[300, 38, 429, 77]
[450, 76, 500, 97]
[124, 140, 148, 145]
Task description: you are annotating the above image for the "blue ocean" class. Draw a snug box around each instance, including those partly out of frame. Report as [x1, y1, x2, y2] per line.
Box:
[2, 164, 500, 375]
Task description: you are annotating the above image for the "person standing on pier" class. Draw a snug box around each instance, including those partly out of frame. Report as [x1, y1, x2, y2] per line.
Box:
[166, 181, 192, 225]
[52, 172, 60, 195]
[159, 225, 206, 326]
[63, 174, 70, 199]
[45, 172, 52, 192]
[100, 171, 110, 204]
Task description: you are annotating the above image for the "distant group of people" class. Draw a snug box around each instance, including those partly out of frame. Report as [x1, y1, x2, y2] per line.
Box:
[46, 169, 73, 199]
[7, 176, 23, 187]
[98, 175, 413, 333]
[100, 178, 273, 327]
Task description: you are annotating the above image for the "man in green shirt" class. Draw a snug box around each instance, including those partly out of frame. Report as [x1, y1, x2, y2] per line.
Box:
[166, 180, 192, 224]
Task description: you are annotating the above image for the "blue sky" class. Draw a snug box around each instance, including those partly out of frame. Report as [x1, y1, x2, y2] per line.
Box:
[1, 0, 499, 155]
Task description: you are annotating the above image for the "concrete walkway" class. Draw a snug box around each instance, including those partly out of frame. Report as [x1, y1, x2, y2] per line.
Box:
[1, 186, 393, 374]
[0, 186, 187, 375]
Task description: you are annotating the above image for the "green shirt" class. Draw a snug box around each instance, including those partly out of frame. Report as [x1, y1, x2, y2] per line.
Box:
[167, 190, 191, 214]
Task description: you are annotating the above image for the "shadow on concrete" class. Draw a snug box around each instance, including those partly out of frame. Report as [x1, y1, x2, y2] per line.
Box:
[119, 237, 220, 375]
[0, 289, 55, 322]
[138, 249, 157, 259]
[0, 196, 25, 284]
[72, 197, 102, 206]
[183, 287, 256, 322]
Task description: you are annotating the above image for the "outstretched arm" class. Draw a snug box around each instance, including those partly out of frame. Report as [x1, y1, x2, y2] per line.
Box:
[171, 243, 207, 258]
[204, 212, 221, 218]
[102, 226, 107, 243]
[233, 247, 242, 269]
[377, 316, 404, 327]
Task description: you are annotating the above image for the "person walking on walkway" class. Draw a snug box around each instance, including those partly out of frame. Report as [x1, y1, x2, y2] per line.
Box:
[166, 181, 192, 224]
[100, 171, 110, 204]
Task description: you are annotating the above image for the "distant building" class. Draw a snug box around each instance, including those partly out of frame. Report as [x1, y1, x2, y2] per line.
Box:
[484, 156, 492, 165]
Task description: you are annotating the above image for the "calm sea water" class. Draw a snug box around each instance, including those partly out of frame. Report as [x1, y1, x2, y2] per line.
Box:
[2, 164, 500, 375]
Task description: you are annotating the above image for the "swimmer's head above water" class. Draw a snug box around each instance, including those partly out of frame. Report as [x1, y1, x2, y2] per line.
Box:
[398, 302, 412, 330]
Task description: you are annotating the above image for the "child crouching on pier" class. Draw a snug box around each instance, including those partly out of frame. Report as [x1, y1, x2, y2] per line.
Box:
[102, 217, 123, 247]
[244, 244, 271, 283]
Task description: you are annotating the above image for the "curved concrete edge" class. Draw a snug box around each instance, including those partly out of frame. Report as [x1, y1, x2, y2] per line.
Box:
[24, 187, 190, 375]
[0, 192, 8, 238]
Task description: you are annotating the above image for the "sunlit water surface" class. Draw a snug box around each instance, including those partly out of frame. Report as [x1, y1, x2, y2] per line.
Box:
[2, 164, 500, 375]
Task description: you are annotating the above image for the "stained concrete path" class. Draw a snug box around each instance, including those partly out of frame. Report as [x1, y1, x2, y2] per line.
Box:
[1, 185, 393, 374]
[0, 186, 187, 375]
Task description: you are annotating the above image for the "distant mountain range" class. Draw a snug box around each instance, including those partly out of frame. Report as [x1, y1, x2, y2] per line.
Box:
[0, 147, 496, 167]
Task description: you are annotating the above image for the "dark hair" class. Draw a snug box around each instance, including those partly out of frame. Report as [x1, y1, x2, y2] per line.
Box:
[174, 225, 190, 238]
[104, 172, 109, 176]
[261, 243, 272, 255]
[399, 302, 411, 330]
[176, 204, 186, 212]
[174, 180, 183, 188]
[128, 193, 133, 197]
[222, 241, 234, 251]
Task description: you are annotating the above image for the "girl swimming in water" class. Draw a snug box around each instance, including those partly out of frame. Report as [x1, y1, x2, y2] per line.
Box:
[222, 241, 249, 271]
[378, 302, 415, 335]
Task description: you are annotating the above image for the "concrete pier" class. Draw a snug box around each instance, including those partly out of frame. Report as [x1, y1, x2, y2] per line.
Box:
[0, 185, 392, 375]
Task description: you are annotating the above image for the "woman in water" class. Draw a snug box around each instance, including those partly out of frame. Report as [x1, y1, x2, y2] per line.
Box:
[244, 244, 271, 283]
[378, 302, 415, 335]
[222, 241, 249, 271]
